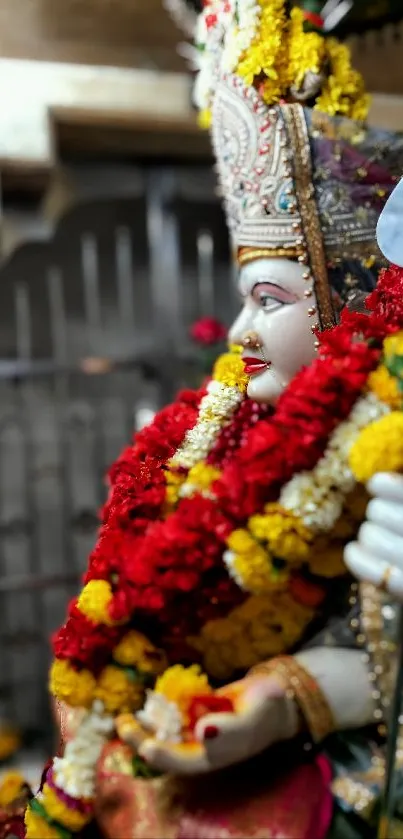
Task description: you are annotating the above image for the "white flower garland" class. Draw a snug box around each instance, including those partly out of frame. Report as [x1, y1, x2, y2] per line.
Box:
[170, 379, 243, 470]
[222, 392, 390, 593]
[52, 702, 113, 801]
[137, 692, 184, 743]
[194, 0, 262, 112]
[279, 393, 389, 532]
[221, 1, 261, 73]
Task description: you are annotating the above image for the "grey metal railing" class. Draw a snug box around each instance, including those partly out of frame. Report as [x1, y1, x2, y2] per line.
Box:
[0, 163, 235, 742]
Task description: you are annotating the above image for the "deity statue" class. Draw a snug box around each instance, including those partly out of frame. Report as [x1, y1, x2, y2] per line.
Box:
[10, 4, 403, 839]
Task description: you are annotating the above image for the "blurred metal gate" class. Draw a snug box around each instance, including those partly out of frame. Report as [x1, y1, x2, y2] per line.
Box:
[0, 163, 235, 745]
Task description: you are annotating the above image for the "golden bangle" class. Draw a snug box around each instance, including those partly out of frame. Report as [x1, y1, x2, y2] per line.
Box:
[250, 655, 336, 744]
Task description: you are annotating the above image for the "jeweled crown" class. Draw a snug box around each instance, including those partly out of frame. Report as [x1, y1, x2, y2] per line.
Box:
[194, 1, 403, 327]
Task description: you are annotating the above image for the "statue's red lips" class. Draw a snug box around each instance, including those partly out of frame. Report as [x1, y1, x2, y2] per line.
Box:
[243, 357, 268, 376]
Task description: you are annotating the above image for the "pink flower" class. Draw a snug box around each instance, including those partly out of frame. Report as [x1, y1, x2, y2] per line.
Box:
[190, 317, 227, 346]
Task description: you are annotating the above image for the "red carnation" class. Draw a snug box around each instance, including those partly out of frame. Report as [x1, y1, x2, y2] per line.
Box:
[52, 607, 121, 672]
[190, 317, 227, 346]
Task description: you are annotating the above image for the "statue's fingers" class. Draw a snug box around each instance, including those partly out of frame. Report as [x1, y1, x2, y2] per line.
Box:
[138, 738, 210, 775]
[116, 715, 148, 750]
[344, 541, 403, 598]
[368, 473, 403, 504]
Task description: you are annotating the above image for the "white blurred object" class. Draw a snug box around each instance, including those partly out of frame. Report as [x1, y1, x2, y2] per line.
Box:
[134, 404, 157, 431]
[163, 0, 197, 37]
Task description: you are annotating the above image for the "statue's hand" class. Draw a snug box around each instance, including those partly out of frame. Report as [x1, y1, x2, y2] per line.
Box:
[117, 676, 299, 776]
[344, 473, 403, 599]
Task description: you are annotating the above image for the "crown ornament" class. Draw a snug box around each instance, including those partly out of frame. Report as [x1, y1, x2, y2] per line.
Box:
[195, 0, 403, 328]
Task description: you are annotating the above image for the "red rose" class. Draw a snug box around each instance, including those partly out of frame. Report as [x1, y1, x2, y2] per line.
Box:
[190, 317, 227, 346]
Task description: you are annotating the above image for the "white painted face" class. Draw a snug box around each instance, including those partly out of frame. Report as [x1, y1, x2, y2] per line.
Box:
[229, 258, 318, 404]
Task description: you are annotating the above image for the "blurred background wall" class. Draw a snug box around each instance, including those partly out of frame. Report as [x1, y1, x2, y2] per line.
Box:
[0, 0, 402, 760]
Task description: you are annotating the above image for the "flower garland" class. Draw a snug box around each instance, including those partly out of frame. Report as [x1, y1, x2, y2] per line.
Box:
[194, 1, 369, 123]
[169, 350, 248, 470]
[25, 265, 403, 839]
[223, 392, 389, 595]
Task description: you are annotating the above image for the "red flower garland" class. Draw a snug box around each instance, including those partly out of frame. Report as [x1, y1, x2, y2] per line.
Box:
[207, 398, 271, 468]
[53, 267, 403, 675]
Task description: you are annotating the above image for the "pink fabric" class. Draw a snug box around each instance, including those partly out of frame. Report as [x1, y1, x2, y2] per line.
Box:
[96, 741, 334, 839]
[306, 756, 334, 839]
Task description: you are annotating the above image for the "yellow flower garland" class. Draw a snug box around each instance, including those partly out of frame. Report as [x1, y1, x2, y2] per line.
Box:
[41, 786, 90, 833]
[234, 2, 369, 120]
[94, 666, 144, 714]
[77, 580, 117, 626]
[25, 809, 61, 839]
[349, 412, 403, 483]
[226, 504, 311, 595]
[190, 593, 314, 680]
[113, 631, 166, 674]
[49, 660, 96, 709]
[237, 0, 288, 101]
[155, 665, 212, 721]
[368, 365, 402, 410]
[212, 351, 249, 392]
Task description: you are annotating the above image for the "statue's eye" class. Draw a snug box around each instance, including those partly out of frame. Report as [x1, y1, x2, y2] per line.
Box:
[251, 282, 297, 311]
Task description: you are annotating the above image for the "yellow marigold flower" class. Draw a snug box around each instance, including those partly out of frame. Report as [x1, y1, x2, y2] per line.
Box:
[42, 784, 91, 832]
[0, 729, 21, 762]
[229, 343, 242, 355]
[384, 331, 403, 359]
[237, 0, 287, 102]
[95, 666, 144, 714]
[234, 1, 368, 120]
[165, 469, 185, 487]
[288, 8, 326, 89]
[187, 463, 221, 491]
[0, 771, 26, 808]
[155, 665, 211, 717]
[232, 546, 289, 595]
[349, 413, 403, 483]
[49, 659, 96, 708]
[113, 631, 166, 674]
[213, 351, 249, 392]
[192, 591, 314, 680]
[164, 469, 185, 511]
[25, 808, 61, 839]
[77, 579, 117, 626]
[315, 38, 369, 121]
[368, 366, 402, 410]
[227, 529, 256, 554]
[164, 484, 180, 511]
[249, 504, 311, 564]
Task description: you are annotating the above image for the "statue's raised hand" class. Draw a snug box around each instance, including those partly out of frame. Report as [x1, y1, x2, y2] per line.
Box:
[344, 473, 403, 599]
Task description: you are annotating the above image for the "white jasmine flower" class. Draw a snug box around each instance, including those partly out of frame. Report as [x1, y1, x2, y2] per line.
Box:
[137, 692, 184, 743]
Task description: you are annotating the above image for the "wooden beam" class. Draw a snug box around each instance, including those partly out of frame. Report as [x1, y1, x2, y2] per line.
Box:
[0, 60, 402, 186]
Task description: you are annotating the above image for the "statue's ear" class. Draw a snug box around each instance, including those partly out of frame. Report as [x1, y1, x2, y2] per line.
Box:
[377, 178, 403, 268]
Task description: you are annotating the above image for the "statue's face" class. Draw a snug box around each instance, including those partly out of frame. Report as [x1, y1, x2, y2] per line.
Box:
[229, 258, 317, 404]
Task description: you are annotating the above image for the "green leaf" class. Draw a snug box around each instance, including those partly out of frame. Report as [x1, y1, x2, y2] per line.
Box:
[131, 755, 161, 780]
[29, 800, 73, 839]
